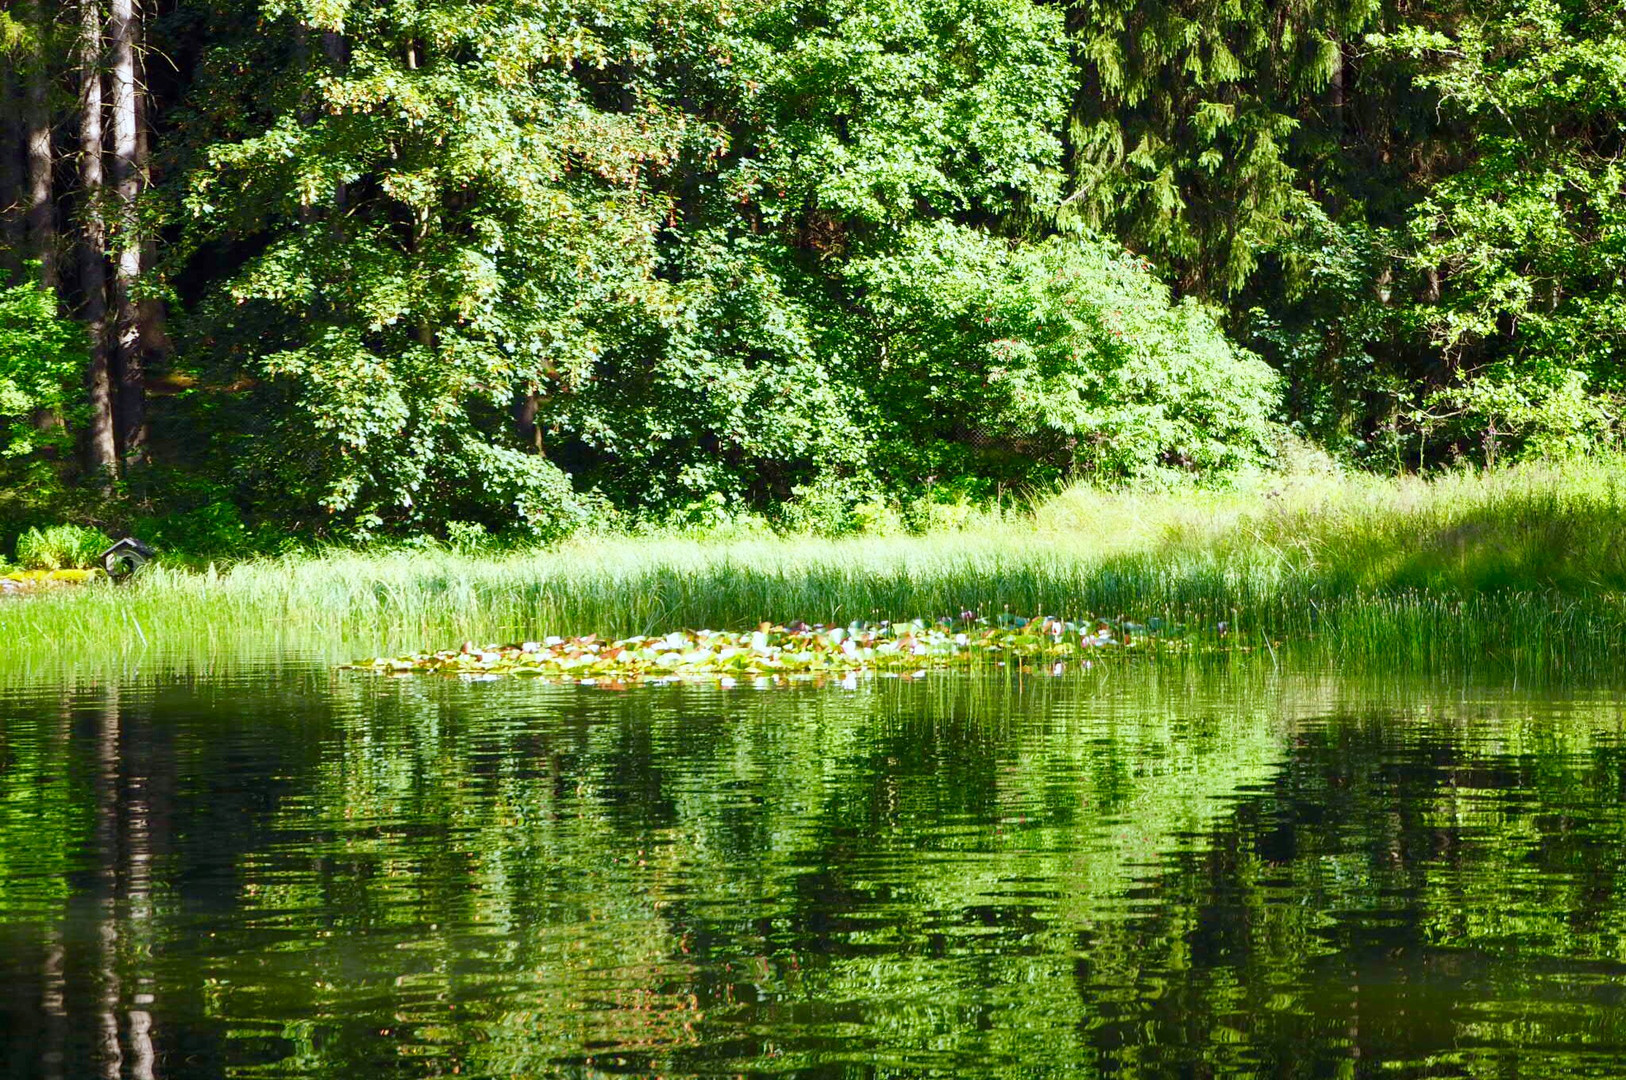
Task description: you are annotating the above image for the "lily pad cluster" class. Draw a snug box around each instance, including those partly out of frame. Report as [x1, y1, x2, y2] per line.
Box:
[346, 615, 1191, 686]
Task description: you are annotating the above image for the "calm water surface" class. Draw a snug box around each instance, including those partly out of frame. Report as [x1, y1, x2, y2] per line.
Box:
[2, 661, 1625, 1077]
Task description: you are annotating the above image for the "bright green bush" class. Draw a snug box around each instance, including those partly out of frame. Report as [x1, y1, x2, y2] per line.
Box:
[553, 239, 865, 511]
[0, 272, 85, 459]
[848, 223, 1283, 488]
[1419, 368, 1622, 467]
[15, 525, 114, 571]
[775, 474, 902, 536]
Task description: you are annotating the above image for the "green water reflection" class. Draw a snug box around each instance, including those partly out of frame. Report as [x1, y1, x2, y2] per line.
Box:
[2, 664, 1625, 1077]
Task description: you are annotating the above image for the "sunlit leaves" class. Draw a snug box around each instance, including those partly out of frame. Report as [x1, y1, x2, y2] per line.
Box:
[170, 0, 675, 533]
[1373, 0, 1626, 457]
[0, 275, 85, 460]
[848, 223, 1280, 486]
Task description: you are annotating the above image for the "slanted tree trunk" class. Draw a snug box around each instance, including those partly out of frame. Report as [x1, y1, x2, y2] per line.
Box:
[109, 0, 144, 467]
[81, 0, 117, 482]
[23, 0, 57, 291]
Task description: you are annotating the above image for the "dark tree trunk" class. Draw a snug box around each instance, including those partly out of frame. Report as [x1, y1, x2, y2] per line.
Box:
[513, 389, 544, 453]
[24, 0, 58, 291]
[0, 61, 25, 276]
[1330, 40, 1346, 118]
[81, 0, 117, 481]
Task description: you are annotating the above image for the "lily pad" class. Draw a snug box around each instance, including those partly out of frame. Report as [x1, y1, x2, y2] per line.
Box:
[342, 614, 1199, 685]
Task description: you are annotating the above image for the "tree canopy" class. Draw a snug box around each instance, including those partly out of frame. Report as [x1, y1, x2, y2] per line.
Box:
[0, 0, 1622, 541]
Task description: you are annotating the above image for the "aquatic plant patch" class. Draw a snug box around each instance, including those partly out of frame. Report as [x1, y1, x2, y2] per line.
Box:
[345, 617, 1191, 685]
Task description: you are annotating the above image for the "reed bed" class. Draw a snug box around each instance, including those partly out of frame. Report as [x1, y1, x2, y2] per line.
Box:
[6, 458, 1626, 681]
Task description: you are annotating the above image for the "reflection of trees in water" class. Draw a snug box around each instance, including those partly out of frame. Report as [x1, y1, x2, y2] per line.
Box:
[3, 682, 182, 1079]
[95, 690, 120, 1080]
[84, 687, 157, 1079]
[1, 670, 1625, 1076]
[186, 669, 1293, 1074]
[1071, 699, 1626, 1075]
[122, 683, 157, 1080]
[39, 700, 67, 1080]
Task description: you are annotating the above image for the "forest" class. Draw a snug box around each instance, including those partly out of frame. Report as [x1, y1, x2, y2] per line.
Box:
[1, 0, 1622, 546]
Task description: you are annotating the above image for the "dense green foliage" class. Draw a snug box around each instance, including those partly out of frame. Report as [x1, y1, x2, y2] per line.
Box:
[1380, 0, 1626, 458]
[12, 522, 111, 570]
[156, 0, 1098, 531]
[851, 224, 1279, 485]
[0, 273, 83, 460]
[0, 0, 1622, 543]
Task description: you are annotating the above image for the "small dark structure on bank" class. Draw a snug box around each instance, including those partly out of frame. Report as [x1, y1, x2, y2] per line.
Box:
[100, 537, 155, 581]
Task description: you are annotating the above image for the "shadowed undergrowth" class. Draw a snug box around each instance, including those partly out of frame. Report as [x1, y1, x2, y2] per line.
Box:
[6, 459, 1626, 681]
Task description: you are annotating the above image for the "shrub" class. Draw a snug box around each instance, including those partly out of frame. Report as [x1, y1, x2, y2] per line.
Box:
[444, 520, 492, 554]
[553, 239, 866, 513]
[846, 222, 1283, 488]
[776, 474, 901, 536]
[15, 524, 114, 571]
[132, 501, 264, 558]
[1419, 367, 1622, 467]
[0, 271, 85, 459]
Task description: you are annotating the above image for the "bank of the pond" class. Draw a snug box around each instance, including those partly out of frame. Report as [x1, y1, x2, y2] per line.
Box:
[6, 459, 1626, 679]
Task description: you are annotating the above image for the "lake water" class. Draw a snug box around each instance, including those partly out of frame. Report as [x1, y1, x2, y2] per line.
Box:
[2, 661, 1625, 1077]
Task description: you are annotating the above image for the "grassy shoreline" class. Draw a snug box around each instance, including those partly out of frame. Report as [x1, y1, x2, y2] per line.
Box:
[7, 459, 1626, 680]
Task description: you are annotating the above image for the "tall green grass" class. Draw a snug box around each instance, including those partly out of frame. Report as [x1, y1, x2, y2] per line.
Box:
[7, 458, 1626, 680]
